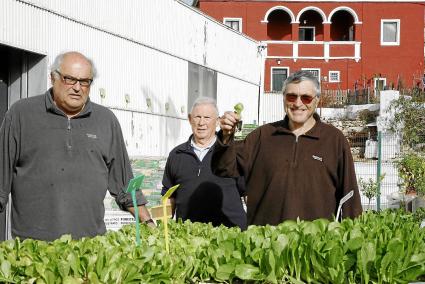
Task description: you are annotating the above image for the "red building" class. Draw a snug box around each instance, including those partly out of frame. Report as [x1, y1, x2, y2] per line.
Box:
[198, 0, 425, 95]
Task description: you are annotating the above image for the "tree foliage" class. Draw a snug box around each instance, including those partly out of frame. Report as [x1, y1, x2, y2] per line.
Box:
[389, 89, 425, 149]
[358, 175, 385, 207]
[396, 153, 425, 196]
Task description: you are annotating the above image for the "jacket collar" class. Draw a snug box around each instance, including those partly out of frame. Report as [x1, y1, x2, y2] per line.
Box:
[177, 134, 217, 153]
[45, 88, 92, 118]
[175, 135, 195, 154]
[273, 112, 322, 139]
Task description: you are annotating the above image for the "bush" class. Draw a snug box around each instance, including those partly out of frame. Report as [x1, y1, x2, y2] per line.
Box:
[358, 109, 379, 124]
[389, 92, 425, 149]
[358, 175, 385, 207]
[396, 153, 425, 196]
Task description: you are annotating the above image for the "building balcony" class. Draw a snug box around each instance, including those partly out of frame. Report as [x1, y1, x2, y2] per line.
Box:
[264, 40, 361, 62]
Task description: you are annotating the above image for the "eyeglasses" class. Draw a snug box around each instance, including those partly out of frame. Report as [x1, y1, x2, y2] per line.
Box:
[55, 70, 93, 87]
[285, 94, 316, 105]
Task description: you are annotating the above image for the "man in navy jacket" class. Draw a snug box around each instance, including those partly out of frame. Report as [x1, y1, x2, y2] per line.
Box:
[161, 97, 246, 230]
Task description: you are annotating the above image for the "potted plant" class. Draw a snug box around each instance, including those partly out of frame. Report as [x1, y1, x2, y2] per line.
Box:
[396, 152, 425, 211]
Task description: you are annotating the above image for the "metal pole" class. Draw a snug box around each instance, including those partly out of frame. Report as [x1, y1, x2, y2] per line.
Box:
[376, 131, 382, 211]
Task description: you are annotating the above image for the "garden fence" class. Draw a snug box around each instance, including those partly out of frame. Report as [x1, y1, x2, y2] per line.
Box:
[320, 88, 379, 107]
[349, 131, 425, 211]
[320, 86, 425, 108]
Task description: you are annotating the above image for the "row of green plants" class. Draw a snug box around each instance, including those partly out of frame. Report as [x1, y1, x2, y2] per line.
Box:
[0, 210, 424, 284]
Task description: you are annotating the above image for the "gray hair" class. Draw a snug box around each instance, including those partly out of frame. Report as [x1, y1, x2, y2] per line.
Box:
[190, 97, 219, 117]
[50, 51, 97, 79]
[282, 70, 321, 97]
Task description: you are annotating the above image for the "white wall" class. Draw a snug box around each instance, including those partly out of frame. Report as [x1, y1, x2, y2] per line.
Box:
[217, 73, 259, 124]
[259, 93, 285, 124]
[0, 0, 262, 156]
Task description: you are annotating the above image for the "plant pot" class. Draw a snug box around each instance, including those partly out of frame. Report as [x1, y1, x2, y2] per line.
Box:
[411, 196, 425, 212]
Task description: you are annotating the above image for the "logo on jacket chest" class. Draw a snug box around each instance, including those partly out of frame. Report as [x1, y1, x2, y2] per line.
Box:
[312, 155, 323, 162]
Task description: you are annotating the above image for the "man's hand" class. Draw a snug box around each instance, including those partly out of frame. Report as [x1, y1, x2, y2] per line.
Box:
[169, 197, 176, 219]
[219, 111, 240, 144]
[128, 205, 156, 228]
[144, 219, 156, 228]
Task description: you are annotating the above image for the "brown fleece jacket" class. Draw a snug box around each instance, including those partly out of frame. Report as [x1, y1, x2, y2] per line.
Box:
[212, 114, 363, 225]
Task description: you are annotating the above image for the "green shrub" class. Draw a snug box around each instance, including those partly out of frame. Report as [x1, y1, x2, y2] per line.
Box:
[396, 153, 425, 196]
[358, 109, 379, 125]
[358, 175, 385, 207]
[389, 93, 425, 149]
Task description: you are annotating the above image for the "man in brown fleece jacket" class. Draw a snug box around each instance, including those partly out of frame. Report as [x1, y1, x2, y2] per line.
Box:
[212, 70, 362, 226]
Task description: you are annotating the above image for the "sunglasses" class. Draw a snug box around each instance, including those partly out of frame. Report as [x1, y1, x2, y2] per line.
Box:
[285, 94, 316, 104]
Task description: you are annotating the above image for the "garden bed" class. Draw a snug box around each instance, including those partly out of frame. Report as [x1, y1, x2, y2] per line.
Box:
[0, 210, 424, 283]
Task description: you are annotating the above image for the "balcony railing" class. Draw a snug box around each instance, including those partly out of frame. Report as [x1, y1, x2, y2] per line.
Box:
[264, 40, 361, 62]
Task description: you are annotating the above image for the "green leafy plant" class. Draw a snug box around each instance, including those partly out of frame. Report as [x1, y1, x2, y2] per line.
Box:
[358, 109, 379, 125]
[412, 207, 425, 223]
[389, 92, 425, 149]
[358, 175, 385, 208]
[233, 103, 244, 136]
[396, 153, 425, 196]
[233, 102, 244, 115]
[1, 211, 425, 283]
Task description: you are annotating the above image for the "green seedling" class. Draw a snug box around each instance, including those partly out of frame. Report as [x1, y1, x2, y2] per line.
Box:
[161, 184, 180, 253]
[233, 102, 244, 115]
[125, 175, 145, 246]
[233, 103, 244, 132]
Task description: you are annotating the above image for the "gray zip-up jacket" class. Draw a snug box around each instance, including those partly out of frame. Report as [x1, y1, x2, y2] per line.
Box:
[0, 89, 147, 241]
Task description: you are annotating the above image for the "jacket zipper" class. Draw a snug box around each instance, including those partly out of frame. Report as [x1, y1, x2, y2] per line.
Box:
[292, 135, 299, 163]
[179, 144, 214, 178]
[67, 118, 72, 151]
[197, 147, 213, 177]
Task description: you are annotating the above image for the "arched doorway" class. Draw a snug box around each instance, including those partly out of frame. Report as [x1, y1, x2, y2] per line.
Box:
[330, 10, 355, 41]
[266, 9, 293, 40]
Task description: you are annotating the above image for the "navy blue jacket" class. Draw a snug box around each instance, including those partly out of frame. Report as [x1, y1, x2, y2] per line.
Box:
[162, 136, 247, 230]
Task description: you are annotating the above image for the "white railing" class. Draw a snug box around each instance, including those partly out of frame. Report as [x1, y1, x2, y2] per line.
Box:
[263, 40, 361, 61]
